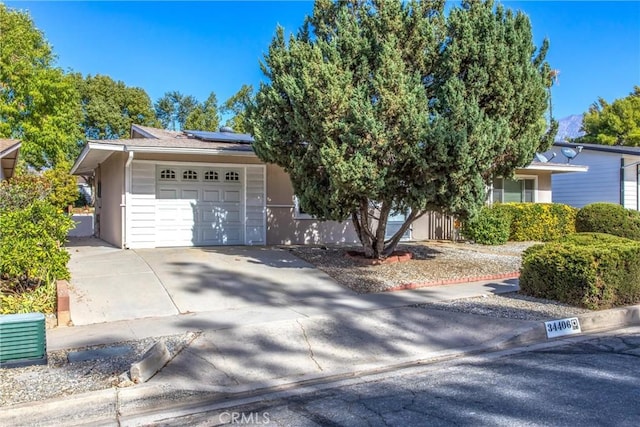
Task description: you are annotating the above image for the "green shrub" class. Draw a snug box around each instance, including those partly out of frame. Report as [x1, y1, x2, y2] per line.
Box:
[0, 173, 50, 211]
[520, 233, 640, 309]
[498, 203, 577, 241]
[0, 200, 73, 285]
[575, 202, 640, 241]
[0, 280, 56, 315]
[0, 162, 78, 213]
[461, 205, 512, 245]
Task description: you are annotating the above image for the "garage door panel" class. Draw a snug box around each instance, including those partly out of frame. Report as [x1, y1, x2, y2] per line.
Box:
[224, 191, 240, 202]
[202, 190, 220, 202]
[225, 210, 241, 222]
[181, 189, 199, 199]
[154, 165, 246, 246]
[158, 188, 178, 199]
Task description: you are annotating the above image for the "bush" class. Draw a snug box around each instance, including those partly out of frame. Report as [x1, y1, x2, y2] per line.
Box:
[0, 163, 78, 213]
[497, 203, 577, 242]
[0, 200, 73, 285]
[0, 280, 56, 315]
[520, 233, 640, 309]
[575, 202, 640, 241]
[461, 205, 512, 245]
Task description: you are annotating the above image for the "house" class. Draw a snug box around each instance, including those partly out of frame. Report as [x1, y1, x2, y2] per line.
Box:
[0, 139, 21, 180]
[550, 141, 640, 211]
[70, 125, 587, 248]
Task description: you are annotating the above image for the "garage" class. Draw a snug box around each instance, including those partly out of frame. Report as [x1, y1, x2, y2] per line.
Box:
[155, 165, 244, 246]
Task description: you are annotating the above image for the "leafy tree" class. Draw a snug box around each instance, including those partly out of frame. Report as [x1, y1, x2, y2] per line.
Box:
[0, 4, 83, 168]
[75, 74, 158, 139]
[221, 84, 254, 133]
[251, 0, 555, 259]
[184, 92, 220, 131]
[154, 91, 198, 130]
[578, 87, 640, 146]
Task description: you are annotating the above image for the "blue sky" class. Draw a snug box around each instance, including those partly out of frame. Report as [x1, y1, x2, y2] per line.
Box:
[6, 1, 640, 121]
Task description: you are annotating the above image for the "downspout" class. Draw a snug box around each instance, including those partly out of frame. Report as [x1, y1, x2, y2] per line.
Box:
[122, 151, 134, 248]
[620, 158, 625, 207]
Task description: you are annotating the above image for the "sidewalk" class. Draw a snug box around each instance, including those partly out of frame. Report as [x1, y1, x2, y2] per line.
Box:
[3, 279, 639, 427]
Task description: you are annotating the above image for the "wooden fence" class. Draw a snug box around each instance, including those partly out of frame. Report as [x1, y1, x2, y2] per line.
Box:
[414, 211, 459, 241]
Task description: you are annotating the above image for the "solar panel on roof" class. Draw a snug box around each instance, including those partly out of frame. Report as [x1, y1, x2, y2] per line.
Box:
[184, 130, 254, 144]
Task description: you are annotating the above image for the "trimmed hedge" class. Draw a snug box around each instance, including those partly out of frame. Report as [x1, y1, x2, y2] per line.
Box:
[575, 202, 640, 241]
[498, 203, 577, 242]
[520, 233, 640, 309]
[462, 203, 576, 244]
[461, 205, 512, 245]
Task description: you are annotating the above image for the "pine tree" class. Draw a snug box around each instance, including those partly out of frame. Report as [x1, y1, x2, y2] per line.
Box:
[250, 0, 555, 259]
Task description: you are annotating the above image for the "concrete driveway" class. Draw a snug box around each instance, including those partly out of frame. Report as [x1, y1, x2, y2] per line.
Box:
[66, 238, 353, 326]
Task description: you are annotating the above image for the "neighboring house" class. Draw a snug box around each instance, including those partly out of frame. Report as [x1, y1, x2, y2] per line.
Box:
[70, 125, 587, 248]
[551, 141, 640, 211]
[0, 139, 21, 180]
[489, 161, 587, 205]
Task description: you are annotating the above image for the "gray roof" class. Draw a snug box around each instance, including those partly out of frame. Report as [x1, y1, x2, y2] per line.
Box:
[554, 141, 640, 157]
[89, 137, 254, 153]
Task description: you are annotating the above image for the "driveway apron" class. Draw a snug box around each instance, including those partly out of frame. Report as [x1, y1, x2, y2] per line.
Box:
[133, 246, 354, 314]
[66, 238, 353, 326]
[66, 238, 179, 325]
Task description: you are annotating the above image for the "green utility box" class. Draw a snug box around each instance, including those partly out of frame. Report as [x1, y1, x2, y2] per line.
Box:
[0, 312, 48, 368]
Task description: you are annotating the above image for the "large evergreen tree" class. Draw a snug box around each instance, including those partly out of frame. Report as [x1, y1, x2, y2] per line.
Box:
[251, 0, 556, 259]
[578, 87, 640, 146]
[0, 4, 83, 168]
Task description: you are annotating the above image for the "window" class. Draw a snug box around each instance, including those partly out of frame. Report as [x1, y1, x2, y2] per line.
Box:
[159, 169, 176, 180]
[204, 170, 218, 181]
[183, 170, 198, 181]
[294, 196, 314, 219]
[492, 177, 535, 203]
[225, 171, 240, 181]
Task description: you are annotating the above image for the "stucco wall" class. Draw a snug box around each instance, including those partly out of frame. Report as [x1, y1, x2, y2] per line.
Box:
[96, 152, 125, 247]
[533, 173, 551, 203]
[265, 164, 360, 245]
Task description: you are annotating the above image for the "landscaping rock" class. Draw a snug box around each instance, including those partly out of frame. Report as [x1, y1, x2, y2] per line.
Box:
[130, 341, 171, 383]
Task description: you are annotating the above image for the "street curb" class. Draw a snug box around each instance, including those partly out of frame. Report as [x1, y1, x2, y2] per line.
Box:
[2, 304, 639, 426]
[384, 272, 520, 292]
[489, 304, 640, 350]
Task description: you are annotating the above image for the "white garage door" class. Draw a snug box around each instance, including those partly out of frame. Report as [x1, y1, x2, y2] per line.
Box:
[155, 165, 244, 246]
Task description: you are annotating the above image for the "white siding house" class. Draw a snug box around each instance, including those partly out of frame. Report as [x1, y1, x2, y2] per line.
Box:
[551, 142, 640, 210]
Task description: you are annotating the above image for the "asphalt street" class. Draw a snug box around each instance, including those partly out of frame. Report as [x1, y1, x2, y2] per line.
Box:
[149, 328, 640, 427]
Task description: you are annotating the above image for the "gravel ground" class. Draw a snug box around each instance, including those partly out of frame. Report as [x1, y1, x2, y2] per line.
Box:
[414, 292, 591, 321]
[2, 240, 590, 409]
[289, 241, 538, 293]
[0, 332, 197, 407]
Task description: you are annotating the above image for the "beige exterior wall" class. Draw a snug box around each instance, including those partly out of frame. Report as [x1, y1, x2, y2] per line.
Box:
[265, 164, 360, 245]
[535, 173, 552, 203]
[95, 152, 126, 247]
[513, 169, 553, 203]
[267, 208, 359, 245]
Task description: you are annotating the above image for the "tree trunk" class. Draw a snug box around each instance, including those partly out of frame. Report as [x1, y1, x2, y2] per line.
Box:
[351, 200, 424, 260]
